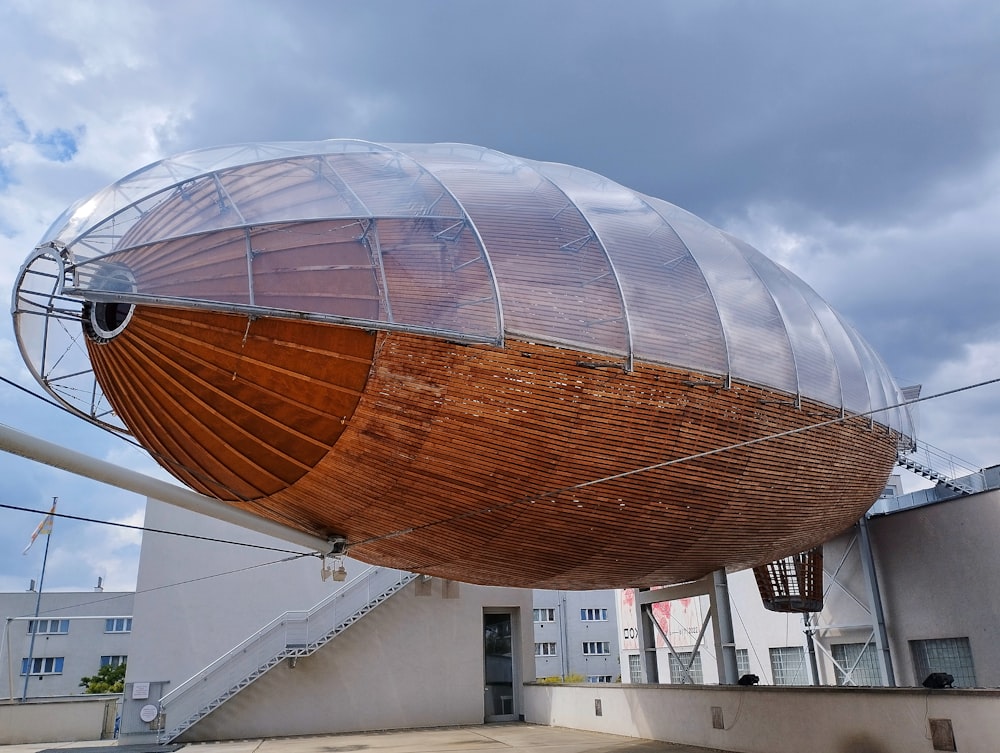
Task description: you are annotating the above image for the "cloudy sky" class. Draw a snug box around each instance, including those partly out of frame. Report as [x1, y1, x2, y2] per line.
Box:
[1, 0, 998, 594]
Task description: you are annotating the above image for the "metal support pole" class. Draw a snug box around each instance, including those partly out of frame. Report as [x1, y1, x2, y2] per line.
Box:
[0, 423, 335, 554]
[635, 590, 658, 683]
[857, 516, 895, 686]
[803, 614, 821, 685]
[558, 592, 570, 680]
[711, 569, 739, 684]
[21, 524, 52, 703]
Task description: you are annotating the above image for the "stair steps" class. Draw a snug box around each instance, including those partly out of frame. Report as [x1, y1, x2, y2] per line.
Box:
[157, 567, 416, 743]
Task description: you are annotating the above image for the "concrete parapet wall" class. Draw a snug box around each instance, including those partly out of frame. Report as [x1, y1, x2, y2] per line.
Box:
[524, 682, 1000, 753]
[0, 696, 118, 744]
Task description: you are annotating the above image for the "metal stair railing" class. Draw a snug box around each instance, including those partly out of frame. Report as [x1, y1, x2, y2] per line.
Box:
[896, 440, 981, 496]
[157, 566, 416, 742]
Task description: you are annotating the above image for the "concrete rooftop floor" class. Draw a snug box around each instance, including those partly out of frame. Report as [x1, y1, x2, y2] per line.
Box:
[4, 724, 728, 753]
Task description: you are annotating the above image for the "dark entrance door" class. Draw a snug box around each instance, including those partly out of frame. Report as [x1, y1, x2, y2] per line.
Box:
[483, 612, 515, 721]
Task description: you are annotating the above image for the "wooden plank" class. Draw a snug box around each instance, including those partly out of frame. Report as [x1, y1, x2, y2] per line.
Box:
[89, 310, 899, 589]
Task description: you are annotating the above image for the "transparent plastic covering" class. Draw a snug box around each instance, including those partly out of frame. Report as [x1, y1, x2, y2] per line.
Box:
[18, 139, 914, 436]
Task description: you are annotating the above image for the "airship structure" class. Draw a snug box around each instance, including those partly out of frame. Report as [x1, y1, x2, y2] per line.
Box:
[12, 140, 914, 590]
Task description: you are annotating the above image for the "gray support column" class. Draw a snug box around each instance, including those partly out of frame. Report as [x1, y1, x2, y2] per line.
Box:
[558, 592, 570, 680]
[857, 516, 896, 687]
[711, 569, 740, 684]
[635, 590, 659, 683]
[803, 614, 821, 685]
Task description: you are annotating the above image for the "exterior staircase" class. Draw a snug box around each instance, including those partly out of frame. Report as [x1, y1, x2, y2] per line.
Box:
[896, 455, 973, 495]
[896, 443, 976, 496]
[157, 566, 416, 743]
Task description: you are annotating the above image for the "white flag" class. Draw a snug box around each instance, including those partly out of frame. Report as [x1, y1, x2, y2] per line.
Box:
[23, 500, 56, 555]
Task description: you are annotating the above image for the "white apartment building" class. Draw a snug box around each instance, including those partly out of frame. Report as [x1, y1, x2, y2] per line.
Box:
[532, 590, 621, 683]
[0, 587, 133, 700]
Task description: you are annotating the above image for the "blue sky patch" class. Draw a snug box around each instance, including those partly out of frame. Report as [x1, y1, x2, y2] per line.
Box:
[0, 89, 30, 140]
[33, 126, 83, 162]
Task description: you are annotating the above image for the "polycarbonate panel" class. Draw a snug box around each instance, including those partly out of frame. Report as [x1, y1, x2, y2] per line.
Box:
[322, 151, 463, 218]
[650, 198, 798, 394]
[405, 146, 629, 355]
[370, 217, 498, 336]
[533, 161, 727, 375]
[86, 227, 252, 304]
[60, 145, 501, 342]
[726, 234, 842, 408]
[869, 349, 911, 435]
[21, 138, 914, 437]
[42, 140, 389, 248]
[247, 223, 380, 320]
[839, 317, 908, 431]
[792, 283, 873, 415]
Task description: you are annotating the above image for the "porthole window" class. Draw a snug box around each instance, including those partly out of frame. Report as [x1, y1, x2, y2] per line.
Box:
[82, 267, 135, 343]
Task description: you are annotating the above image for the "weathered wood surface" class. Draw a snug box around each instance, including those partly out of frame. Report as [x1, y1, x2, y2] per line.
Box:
[87, 307, 899, 589]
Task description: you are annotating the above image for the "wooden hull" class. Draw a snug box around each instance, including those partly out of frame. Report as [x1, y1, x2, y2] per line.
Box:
[88, 306, 899, 589]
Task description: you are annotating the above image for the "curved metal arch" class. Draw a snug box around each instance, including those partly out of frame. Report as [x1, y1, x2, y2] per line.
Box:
[755, 254, 847, 416]
[52, 140, 396, 252]
[834, 311, 910, 435]
[10, 243, 125, 431]
[379, 142, 506, 345]
[639, 198, 733, 384]
[500, 152, 633, 369]
[715, 233, 803, 402]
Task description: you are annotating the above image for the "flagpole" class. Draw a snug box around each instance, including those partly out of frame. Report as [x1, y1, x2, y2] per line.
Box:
[20, 497, 55, 703]
[4, 617, 15, 701]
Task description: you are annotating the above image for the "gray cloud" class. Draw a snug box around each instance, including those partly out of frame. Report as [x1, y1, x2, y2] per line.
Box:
[0, 0, 998, 589]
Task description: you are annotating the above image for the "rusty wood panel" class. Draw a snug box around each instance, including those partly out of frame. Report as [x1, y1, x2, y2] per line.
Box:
[87, 307, 375, 500]
[88, 309, 896, 588]
[262, 333, 897, 588]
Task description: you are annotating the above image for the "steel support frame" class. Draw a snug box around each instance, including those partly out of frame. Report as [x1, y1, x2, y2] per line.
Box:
[632, 569, 739, 685]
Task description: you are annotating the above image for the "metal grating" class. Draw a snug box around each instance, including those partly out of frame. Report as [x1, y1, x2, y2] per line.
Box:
[753, 546, 824, 612]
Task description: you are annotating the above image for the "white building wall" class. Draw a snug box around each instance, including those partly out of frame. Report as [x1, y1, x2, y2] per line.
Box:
[123, 497, 533, 741]
[868, 486, 1000, 688]
[183, 577, 530, 741]
[0, 590, 133, 699]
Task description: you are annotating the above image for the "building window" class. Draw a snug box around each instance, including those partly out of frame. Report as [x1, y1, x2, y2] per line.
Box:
[100, 655, 128, 667]
[580, 608, 608, 621]
[769, 646, 809, 686]
[736, 648, 750, 677]
[533, 608, 555, 623]
[668, 651, 704, 684]
[628, 654, 642, 683]
[831, 642, 881, 686]
[105, 617, 132, 633]
[535, 642, 557, 657]
[27, 619, 69, 635]
[20, 657, 65, 675]
[587, 675, 613, 683]
[582, 641, 611, 655]
[910, 637, 976, 688]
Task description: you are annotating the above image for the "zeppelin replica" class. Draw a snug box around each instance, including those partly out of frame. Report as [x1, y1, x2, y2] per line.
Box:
[12, 140, 914, 590]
